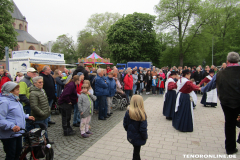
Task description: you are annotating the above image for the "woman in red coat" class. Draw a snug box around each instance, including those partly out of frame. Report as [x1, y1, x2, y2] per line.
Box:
[123, 70, 133, 102]
[0, 69, 12, 93]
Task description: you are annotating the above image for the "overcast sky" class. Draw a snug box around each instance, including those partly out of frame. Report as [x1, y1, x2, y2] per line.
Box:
[14, 0, 160, 44]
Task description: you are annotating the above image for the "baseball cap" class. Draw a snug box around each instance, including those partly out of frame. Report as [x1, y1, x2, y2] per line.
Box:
[27, 67, 37, 72]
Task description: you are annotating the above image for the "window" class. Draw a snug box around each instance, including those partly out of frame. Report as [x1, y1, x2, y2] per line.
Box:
[41, 47, 43, 51]
[25, 25, 27, 31]
[19, 24, 23, 30]
[13, 23, 16, 28]
[29, 46, 35, 50]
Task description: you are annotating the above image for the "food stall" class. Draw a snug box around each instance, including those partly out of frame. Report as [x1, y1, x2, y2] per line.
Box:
[9, 50, 75, 77]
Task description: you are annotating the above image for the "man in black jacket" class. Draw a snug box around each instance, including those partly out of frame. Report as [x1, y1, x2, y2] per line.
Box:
[72, 62, 89, 80]
[39, 66, 56, 125]
[201, 52, 240, 155]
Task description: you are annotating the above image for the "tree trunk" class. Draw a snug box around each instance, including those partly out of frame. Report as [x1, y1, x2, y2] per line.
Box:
[178, 17, 183, 67]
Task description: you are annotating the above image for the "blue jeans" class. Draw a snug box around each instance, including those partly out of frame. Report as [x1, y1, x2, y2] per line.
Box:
[159, 88, 163, 94]
[94, 100, 98, 111]
[125, 90, 131, 102]
[73, 103, 80, 125]
[138, 82, 144, 93]
[97, 96, 107, 119]
[152, 86, 156, 94]
[35, 119, 49, 138]
[47, 99, 54, 122]
[133, 84, 137, 95]
[1, 136, 22, 160]
[105, 98, 108, 117]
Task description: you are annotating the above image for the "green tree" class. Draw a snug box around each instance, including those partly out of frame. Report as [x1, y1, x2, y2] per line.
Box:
[77, 29, 96, 58]
[155, 0, 215, 66]
[0, 0, 18, 59]
[107, 12, 161, 66]
[51, 34, 77, 64]
[85, 12, 121, 57]
[206, 0, 240, 65]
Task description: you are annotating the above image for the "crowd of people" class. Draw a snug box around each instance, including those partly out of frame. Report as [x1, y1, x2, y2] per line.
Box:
[0, 51, 239, 159]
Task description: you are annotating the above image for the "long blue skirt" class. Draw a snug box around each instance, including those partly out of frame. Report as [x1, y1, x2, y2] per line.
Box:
[200, 93, 217, 107]
[172, 93, 193, 132]
[163, 90, 176, 119]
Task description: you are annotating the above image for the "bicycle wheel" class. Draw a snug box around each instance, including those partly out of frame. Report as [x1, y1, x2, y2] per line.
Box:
[45, 147, 54, 160]
[19, 147, 31, 160]
[112, 97, 119, 111]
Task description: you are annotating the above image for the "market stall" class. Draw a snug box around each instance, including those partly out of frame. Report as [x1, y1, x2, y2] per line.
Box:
[9, 50, 76, 77]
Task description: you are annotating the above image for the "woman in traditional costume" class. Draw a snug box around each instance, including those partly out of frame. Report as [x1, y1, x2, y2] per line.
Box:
[198, 69, 217, 107]
[172, 69, 200, 132]
[163, 71, 178, 120]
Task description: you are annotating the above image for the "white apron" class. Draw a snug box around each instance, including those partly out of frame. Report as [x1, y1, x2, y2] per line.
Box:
[205, 75, 218, 103]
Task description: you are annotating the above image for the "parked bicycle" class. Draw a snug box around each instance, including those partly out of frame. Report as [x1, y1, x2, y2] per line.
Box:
[11, 120, 54, 160]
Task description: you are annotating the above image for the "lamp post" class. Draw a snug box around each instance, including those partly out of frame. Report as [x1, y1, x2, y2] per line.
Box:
[212, 37, 214, 65]
[5, 47, 9, 70]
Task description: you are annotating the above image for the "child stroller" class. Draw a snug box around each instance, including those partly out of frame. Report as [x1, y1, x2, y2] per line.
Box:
[112, 93, 128, 111]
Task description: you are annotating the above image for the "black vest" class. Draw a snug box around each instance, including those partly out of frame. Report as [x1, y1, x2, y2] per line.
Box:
[216, 66, 240, 109]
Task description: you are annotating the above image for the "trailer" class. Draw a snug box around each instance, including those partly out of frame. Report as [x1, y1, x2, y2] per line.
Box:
[9, 50, 75, 77]
[116, 62, 152, 70]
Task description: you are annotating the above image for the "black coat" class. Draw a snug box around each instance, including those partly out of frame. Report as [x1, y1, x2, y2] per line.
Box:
[145, 74, 152, 85]
[39, 72, 56, 100]
[193, 71, 202, 83]
[72, 66, 89, 80]
[123, 111, 148, 146]
[203, 70, 209, 79]
[138, 73, 145, 83]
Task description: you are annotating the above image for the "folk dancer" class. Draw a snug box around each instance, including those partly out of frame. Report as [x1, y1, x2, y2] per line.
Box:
[198, 69, 217, 107]
[172, 69, 200, 132]
[163, 71, 178, 120]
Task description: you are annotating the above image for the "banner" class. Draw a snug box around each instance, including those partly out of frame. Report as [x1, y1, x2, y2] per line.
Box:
[12, 50, 64, 60]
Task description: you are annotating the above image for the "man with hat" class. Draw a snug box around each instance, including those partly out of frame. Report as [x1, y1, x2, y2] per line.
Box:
[198, 69, 217, 107]
[163, 70, 178, 120]
[201, 52, 240, 155]
[19, 67, 37, 131]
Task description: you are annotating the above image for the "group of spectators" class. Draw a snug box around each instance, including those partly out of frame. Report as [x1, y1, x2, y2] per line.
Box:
[0, 61, 228, 159]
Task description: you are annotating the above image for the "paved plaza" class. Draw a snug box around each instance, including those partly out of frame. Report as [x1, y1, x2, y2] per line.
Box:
[77, 95, 240, 160]
[1, 94, 240, 160]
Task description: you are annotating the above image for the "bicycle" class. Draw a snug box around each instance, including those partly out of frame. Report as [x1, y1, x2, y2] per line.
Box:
[11, 120, 54, 160]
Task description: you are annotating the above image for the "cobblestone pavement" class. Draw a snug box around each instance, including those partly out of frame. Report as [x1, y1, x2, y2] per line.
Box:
[77, 95, 240, 160]
[0, 94, 150, 160]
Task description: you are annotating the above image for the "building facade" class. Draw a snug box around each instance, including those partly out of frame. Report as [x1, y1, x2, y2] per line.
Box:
[11, 1, 46, 51]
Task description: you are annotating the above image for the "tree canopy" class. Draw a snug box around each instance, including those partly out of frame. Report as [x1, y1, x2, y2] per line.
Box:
[155, 0, 240, 67]
[77, 12, 121, 59]
[51, 34, 77, 64]
[0, 0, 18, 59]
[49, 0, 240, 67]
[107, 12, 161, 66]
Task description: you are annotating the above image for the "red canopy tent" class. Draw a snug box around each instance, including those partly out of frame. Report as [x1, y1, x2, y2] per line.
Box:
[78, 49, 113, 68]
